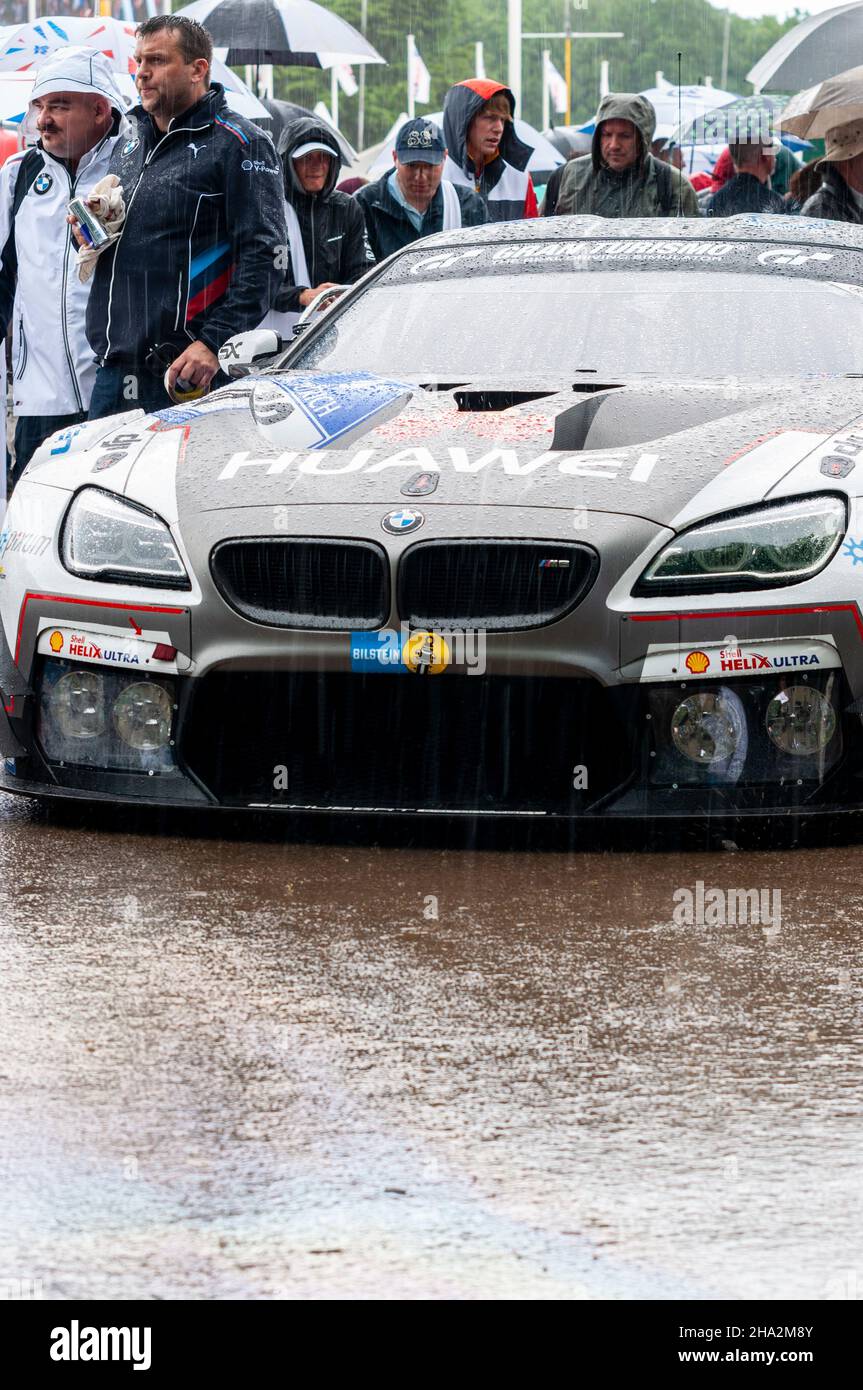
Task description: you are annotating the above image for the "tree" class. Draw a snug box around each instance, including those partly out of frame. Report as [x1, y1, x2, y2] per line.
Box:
[178, 0, 806, 149]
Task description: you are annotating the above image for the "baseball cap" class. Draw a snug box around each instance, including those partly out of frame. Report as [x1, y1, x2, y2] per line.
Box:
[292, 140, 335, 160]
[395, 118, 446, 165]
[30, 45, 128, 115]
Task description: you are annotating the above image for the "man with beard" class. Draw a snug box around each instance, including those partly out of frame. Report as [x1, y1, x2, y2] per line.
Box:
[0, 48, 127, 480]
[553, 93, 700, 218]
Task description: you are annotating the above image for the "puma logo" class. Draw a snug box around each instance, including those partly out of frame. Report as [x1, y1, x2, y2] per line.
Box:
[188, 141, 205, 158]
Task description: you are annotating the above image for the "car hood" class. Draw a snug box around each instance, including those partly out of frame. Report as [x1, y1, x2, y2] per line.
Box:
[28, 370, 863, 531]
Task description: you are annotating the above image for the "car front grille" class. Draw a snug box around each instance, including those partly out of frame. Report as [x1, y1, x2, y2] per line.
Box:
[180, 672, 633, 813]
[210, 538, 389, 630]
[397, 540, 598, 631]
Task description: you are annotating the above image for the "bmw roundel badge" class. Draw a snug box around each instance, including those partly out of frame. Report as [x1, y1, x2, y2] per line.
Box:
[33, 171, 53, 195]
[382, 508, 424, 535]
[123, 138, 140, 155]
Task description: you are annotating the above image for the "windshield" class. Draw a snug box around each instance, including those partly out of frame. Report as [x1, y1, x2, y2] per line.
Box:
[288, 270, 863, 379]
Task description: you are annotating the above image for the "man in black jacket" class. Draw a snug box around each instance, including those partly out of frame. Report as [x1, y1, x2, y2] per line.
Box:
[271, 116, 373, 326]
[802, 121, 863, 224]
[706, 141, 788, 217]
[356, 118, 487, 263]
[84, 14, 286, 419]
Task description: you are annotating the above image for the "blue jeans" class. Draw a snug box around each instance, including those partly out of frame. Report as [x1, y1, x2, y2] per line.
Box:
[88, 363, 173, 421]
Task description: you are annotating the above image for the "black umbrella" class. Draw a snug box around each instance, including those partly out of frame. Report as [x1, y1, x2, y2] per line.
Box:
[180, 0, 385, 69]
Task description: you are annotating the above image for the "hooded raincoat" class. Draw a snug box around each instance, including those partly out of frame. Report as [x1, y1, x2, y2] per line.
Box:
[554, 93, 700, 219]
[442, 79, 538, 222]
[273, 116, 374, 318]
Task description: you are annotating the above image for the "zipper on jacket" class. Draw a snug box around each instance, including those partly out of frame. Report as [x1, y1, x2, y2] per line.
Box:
[104, 120, 210, 361]
[60, 166, 84, 412]
[14, 316, 28, 380]
[310, 198, 316, 287]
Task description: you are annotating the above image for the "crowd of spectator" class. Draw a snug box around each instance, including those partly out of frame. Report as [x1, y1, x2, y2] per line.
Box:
[0, 2, 158, 24]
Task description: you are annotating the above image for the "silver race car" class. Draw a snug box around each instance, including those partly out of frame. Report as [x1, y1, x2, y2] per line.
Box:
[3, 214, 863, 822]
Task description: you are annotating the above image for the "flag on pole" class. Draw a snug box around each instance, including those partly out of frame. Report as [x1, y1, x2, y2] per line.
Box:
[409, 37, 431, 106]
[544, 55, 568, 115]
[335, 64, 358, 97]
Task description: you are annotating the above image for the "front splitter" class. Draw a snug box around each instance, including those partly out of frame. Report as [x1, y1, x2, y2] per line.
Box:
[3, 768, 862, 823]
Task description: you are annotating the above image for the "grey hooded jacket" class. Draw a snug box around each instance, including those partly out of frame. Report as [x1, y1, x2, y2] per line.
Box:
[553, 93, 700, 219]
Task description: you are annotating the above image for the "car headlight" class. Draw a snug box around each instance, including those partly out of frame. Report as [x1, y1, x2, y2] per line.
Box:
[634, 495, 846, 595]
[61, 488, 190, 588]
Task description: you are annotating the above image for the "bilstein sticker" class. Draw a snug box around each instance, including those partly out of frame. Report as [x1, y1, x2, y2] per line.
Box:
[403, 630, 450, 675]
[351, 625, 485, 675]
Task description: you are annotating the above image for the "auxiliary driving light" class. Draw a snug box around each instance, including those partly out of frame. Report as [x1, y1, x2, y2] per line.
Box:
[50, 669, 106, 740]
[766, 684, 837, 758]
[113, 682, 173, 750]
[671, 689, 745, 765]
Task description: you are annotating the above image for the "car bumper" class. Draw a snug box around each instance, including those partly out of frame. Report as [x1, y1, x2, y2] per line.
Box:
[3, 642, 863, 820]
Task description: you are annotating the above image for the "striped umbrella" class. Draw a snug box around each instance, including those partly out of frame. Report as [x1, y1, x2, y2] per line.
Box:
[179, 0, 385, 69]
[0, 18, 268, 121]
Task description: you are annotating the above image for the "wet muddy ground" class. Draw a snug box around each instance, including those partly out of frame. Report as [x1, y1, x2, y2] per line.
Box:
[0, 794, 860, 1300]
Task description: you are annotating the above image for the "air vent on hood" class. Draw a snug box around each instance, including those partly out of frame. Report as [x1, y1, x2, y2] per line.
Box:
[211, 538, 389, 630]
[552, 385, 765, 451]
[453, 390, 556, 412]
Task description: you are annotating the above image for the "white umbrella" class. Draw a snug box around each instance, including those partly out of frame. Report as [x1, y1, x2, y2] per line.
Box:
[778, 64, 863, 139]
[748, 2, 863, 95]
[356, 110, 407, 174]
[0, 72, 37, 125]
[180, 0, 385, 69]
[0, 18, 268, 121]
[0, 16, 141, 73]
[644, 85, 738, 140]
[365, 112, 564, 181]
[579, 85, 739, 143]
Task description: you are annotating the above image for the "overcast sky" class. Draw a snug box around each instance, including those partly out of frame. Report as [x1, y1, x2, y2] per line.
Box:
[708, 0, 844, 18]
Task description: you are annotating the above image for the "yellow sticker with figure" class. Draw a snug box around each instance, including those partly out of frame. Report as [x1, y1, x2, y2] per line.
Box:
[402, 630, 450, 675]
